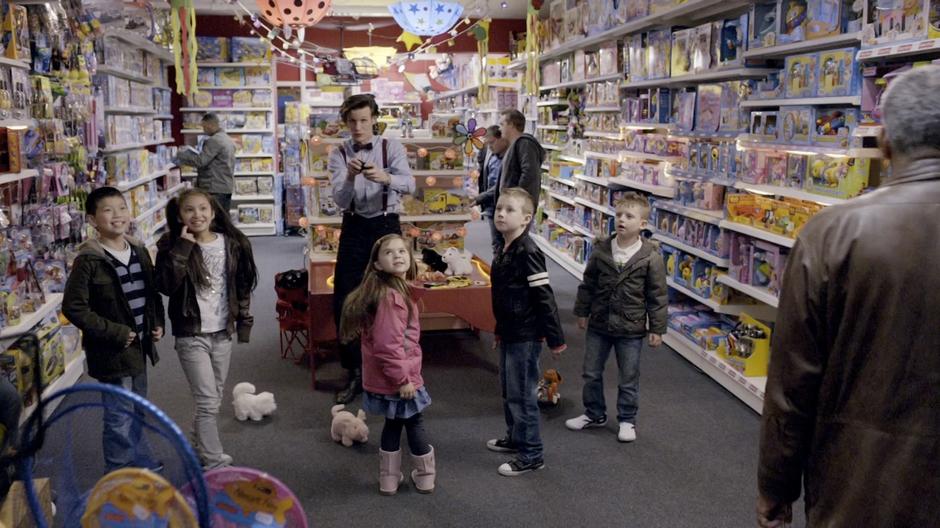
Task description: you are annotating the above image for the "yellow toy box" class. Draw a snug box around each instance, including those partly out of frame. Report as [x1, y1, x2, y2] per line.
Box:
[804, 156, 872, 199]
[725, 313, 772, 376]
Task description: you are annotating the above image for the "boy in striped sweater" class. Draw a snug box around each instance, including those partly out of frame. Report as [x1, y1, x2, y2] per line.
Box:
[64, 187, 165, 473]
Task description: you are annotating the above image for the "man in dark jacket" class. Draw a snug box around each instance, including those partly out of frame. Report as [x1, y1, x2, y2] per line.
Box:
[476, 109, 545, 212]
[176, 113, 236, 212]
[63, 187, 165, 472]
[757, 66, 940, 527]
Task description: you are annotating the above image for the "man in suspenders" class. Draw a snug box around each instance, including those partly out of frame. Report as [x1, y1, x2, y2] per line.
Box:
[328, 94, 416, 404]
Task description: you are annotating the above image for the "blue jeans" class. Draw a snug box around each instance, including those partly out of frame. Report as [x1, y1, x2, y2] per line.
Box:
[500, 340, 543, 464]
[101, 368, 156, 472]
[582, 329, 643, 424]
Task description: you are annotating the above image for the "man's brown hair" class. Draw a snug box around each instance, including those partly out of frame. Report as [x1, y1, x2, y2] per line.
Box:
[500, 109, 526, 133]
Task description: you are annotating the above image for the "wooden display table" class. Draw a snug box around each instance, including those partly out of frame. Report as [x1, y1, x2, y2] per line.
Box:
[306, 253, 495, 346]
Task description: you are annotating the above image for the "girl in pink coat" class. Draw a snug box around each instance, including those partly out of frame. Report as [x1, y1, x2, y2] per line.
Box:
[340, 234, 435, 496]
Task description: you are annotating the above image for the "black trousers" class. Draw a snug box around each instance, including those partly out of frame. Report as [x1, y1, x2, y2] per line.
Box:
[210, 193, 232, 214]
[333, 212, 401, 370]
[381, 413, 430, 455]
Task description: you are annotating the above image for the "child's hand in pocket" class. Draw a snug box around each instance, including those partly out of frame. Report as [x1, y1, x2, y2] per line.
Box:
[125, 331, 137, 348]
[399, 382, 416, 400]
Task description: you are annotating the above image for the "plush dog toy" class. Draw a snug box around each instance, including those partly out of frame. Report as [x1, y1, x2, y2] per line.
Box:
[442, 247, 473, 276]
[537, 369, 562, 407]
[232, 382, 277, 421]
[330, 404, 369, 447]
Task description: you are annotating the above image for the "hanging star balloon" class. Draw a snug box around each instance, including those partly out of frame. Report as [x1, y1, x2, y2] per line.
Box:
[453, 118, 486, 156]
[397, 30, 423, 51]
[388, 1, 464, 37]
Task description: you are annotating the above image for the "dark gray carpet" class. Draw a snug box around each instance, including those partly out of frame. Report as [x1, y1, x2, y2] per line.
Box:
[36, 222, 808, 527]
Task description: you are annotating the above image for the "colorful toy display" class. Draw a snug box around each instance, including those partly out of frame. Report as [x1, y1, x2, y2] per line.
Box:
[784, 52, 818, 98]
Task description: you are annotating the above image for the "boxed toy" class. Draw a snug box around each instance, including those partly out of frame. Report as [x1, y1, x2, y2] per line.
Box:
[719, 14, 749, 66]
[778, 0, 808, 44]
[806, 0, 842, 38]
[196, 36, 229, 61]
[245, 66, 271, 86]
[817, 47, 859, 97]
[691, 23, 714, 73]
[814, 106, 857, 146]
[217, 68, 244, 87]
[197, 68, 216, 87]
[695, 84, 722, 132]
[646, 29, 672, 80]
[766, 151, 788, 186]
[786, 153, 808, 188]
[805, 155, 870, 198]
[750, 1, 779, 48]
[235, 177, 258, 195]
[1, 5, 30, 61]
[650, 0, 677, 15]
[231, 37, 271, 62]
[675, 251, 697, 287]
[785, 52, 818, 98]
[720, 81, 750, 132]
[671, 29, 693, 77]
[749, 111, 779, 141]
[726, 313, 772, 376]
[564, 0, 584, 40]
[626, 0, 649, 20]
[779, 105, 814, 143]
[674, 90, 696, 131]
[751, 240, 787, 295]
[861, 0, 929, 46]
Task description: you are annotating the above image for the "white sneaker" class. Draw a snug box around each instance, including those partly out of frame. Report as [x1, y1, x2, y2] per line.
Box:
[565, 414, 607, 431]
[618, 422, 636, 443]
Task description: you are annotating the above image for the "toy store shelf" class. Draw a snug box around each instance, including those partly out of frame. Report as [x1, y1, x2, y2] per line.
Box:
[574, 197, 616, 216]
[115, 168, 170, 192]
[232, 194, 275, 201]
[620, 151, 678, 163]
[103, 106, 157, 115]
[663, 330, 765, 414]
[652, 199, 724, 225]
[235, 223, 277, 237]
[666, 167, 736, 186]
[0, 118, 36, 129]
[305, 100, 345, 107]
[0, 56, 30, 70]
[182, 129, 273, 134]
[584, 150, 621, 162]
[546, 213, 595, 239]
[545, 188, 578, 207]
[154, 114, 174, 119]
[115, 167, 173, 192]
[179, 107, 272, 112]
[133, 199, 169, 224]
[733, 181, 847, 206]
[718, 220, 795, 248]
[413, 170, 466, 177]
[541, 143, 562, 151]
[233, 171, 275, 176]
[0, 169, 40, 185]
[541, 163, 551, 171]
[574, 172, 609, 187]
[96, 65, 153, 84]
[0, 294, 64, 340]
[608, 177, 676, 198]
[106, 29, 174, 62]
[540, 73, 624, 92]
[736, 138, 881, 159]
[235, 153, 275, 158]
[584, 106, 621, 113]
[430, 84, 478, 102]
[667, 278, 766, 318]
[308, 252, 338, 263]
[537, 124, 568, 131]
[165, 182, 188, 196]
[538, 0, 731, 62]
[532, 234, 585, 281]
[398, 137, 460, 145]
[743, 32, 862, 60]
[651, 233, 729, 267]
[558, 154, 586, 164]
[549, 176, 578, 188]
[622, 68, 779, 90]
[101, 138, 173, 154]
[857, 38, 940, 61]
[536, 99, 567, 107]
[19, 351, 87, 427]
[716, 275, 780, 308]
[508, 54, 530, 71]
[198, 61, 272, 67]
[584, 131, 623, 140]
[196, 85, 272, 90]
[740, 96, 861, 108]
[401, 214, 473, 223]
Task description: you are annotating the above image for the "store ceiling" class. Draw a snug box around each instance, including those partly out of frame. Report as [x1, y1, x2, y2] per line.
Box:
[191, 0, 528, 19]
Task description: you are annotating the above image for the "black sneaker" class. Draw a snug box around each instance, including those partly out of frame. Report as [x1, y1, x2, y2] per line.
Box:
[485, 437, 518, 453]
[498, 458, 545, 476]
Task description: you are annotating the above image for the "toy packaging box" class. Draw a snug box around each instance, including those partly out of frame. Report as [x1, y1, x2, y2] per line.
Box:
[785, 52, 818, 98]
[806, 0, 842, 38]
[1, 5, 30, 61]
[862, 0, 931, 46]
[671, 29, 693, 78]
[626, 0, 650, 20]
[749, 111, 779, 141]
[804, 155, 871, 198]
[751, 240, 788, 295]
[779, 106, 815, 143]
[814, 106, 858, 146]
[750, 1, 779, 49]
[778, 0, 808, 44]
[196, 36, 229, 62]
[816, 47, 860, 97]
[650, 0, 678, 15]
[627, 34, 648, 82]
[674, 90, 697, 131]
[720, 81, 750, 133]
[695, 84, 722, 133]
[691, 23, 714, 73]
[646, 29, 672, 80]
[217, 68, 244, 87]
[786, 153, 809, 188]
[231, 37, 271, 62]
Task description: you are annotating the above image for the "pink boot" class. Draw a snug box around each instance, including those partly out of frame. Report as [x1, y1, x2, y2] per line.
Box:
[410, 445, 436, 494]
[379, 449, 403, 495]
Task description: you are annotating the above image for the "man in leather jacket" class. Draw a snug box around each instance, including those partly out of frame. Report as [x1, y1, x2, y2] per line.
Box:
[757, 66, 940, 527]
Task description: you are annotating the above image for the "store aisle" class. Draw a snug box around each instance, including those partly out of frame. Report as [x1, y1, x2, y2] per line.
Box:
[127, 224, 778, 526]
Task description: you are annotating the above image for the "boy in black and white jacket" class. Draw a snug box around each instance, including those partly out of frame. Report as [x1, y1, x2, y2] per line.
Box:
[485, 187, 566, 477]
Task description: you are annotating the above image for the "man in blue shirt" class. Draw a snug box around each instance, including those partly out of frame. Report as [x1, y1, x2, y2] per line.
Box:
[473, 125, 510, 257]
[327, 94, 415, 404]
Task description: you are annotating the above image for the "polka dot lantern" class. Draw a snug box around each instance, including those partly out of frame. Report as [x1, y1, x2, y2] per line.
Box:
[255, 0, 332, 28]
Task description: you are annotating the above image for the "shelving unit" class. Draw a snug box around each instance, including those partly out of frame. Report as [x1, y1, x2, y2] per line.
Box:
[531, 234, 585, 280]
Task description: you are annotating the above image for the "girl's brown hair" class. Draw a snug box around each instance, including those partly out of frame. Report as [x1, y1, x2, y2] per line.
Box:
[160, 188, 259, 291]
[339, 234, 417, 343]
